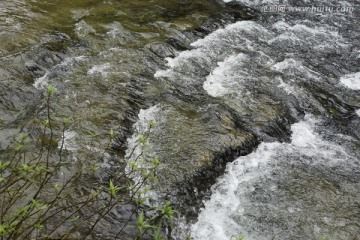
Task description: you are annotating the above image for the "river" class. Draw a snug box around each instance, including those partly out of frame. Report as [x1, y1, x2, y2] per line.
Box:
[1, 0, 359, 239]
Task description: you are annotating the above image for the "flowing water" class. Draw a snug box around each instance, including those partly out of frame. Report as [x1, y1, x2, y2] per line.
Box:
[183, 0, 360, 239]
[191, 115, 360, 239]
[1, 0, 360, 239]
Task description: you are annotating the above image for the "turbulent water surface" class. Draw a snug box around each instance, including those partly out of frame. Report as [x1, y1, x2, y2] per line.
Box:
[1, 0, 360, 239]
[183, 0, 360, 239]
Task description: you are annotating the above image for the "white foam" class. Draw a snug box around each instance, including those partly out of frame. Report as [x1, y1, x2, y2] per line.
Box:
[268, 23, 348, 52]
[339, 72, 360, 90]
[149, 1, 359, 238]
[276, 76, 297, 95]
[125, 105, 161, 161]
[33, 56, 86, 89]
[33, 71, 50, 89]
[154, 50, 205, 78]
[190, 115, 355, 239]
[271, 58, 302, 71]
[133, 105, 160, 137]
[75, 20, 96, 36]
[59, 130, 78, 152]
[271, 58, 321, 81]
[272, 21, 291, 32]
[290, 117, 319, 148]
[203, 54, 249, 97]
[191, 21, 271, 48]
[105, 22, 135, 43]
[87, 63, 111, 77]
[356, 109, 360, 117]
[191, 141, 281, 240]
[154, 21, 271, 83]
[124, 105, 162, 203]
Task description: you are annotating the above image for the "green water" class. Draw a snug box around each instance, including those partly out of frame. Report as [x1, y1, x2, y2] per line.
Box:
[0, 1, 230, 238]
[0, 0, 221, 57]
[0, 0, 225, 145]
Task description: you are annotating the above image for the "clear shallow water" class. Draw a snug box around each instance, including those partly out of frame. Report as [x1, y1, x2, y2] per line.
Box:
[0, 0, 222, 150]
[0, 0, 233, 238]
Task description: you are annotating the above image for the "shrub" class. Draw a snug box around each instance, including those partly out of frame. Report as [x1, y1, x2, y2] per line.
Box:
[0, 85, 174, 239]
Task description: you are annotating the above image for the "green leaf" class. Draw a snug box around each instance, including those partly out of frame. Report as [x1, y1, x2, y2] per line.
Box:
[0, 224, 7, 236]
[92, 163, 99, 171]
[149, 120, 156, 128]
[0, 161, 10, 171]
[39, 204, 48, 211]
[160, 201, 175, 220]
[69, 215, 80, 223]
[232, 235, 246, 240]
[47, 85, 55, 95]
[109, 128, 114, 140]
[152, 158, 160, 167]
[86, 130, 98, 137]
[150, 221, 164, 240]
[137, 212, 144, 225]
[127, 161, 138, 171]
[91, 190, 100, 197]
[34, 223, 43, 229]
[31, 199, 40, 208]
[109, 179, 120, 198]
[63, 117, 71, 125]
[20, 164, 32, 173]
[20, 133, 29, 142]
[42, 119, 50, 127]
[137, 134, 147, 144]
